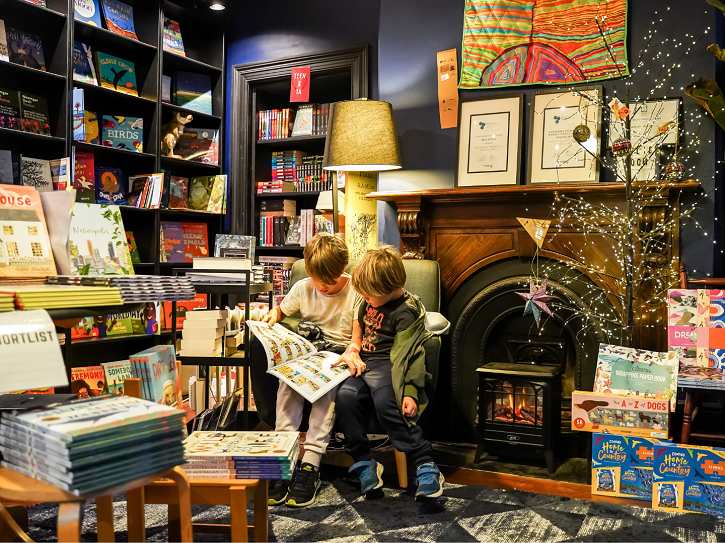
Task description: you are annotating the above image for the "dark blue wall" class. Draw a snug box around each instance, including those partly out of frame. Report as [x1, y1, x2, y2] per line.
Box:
[377, 0, 721, 277]
[225, 0, 721, 277]
[223, 0, 381, 182]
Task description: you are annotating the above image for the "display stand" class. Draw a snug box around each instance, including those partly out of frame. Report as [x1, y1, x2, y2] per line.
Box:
[171, 268, 273, 429]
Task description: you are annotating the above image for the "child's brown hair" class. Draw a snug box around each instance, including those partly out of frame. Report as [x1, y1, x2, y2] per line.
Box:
[351, 245, 406, 297]
[303, 232, 349, 285]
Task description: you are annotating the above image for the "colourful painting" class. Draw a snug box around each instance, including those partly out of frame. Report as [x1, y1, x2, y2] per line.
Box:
[460, 0, 628, 89]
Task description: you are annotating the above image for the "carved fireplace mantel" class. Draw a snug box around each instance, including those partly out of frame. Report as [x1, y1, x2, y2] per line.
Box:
[368, 180, 701, 351]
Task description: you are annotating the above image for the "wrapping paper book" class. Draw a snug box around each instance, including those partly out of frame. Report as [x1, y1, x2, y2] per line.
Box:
[594, 344, 679, 410]
[247, 320, 349, 403]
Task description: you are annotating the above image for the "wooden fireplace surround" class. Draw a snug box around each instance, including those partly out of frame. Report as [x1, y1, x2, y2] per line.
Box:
[368, 180, 700, 352]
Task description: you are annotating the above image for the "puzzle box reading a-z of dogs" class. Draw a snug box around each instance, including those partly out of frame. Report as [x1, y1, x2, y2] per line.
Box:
[572, 391, 670, 439]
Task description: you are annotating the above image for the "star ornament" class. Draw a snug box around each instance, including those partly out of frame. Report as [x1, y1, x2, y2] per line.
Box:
[517, 278, 556, 327]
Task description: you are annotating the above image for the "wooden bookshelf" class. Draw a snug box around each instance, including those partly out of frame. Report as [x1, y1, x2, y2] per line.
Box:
[230, 46, 369, 267]
[0, 0, 228, 369]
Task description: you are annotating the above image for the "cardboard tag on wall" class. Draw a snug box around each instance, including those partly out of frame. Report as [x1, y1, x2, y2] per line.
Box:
[437, 49, 459, 129]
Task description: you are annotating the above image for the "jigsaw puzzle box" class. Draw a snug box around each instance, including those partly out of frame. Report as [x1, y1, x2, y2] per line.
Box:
[652, 442, 725, 516]
[592, 433, 668, 500]
[572, 391, 670, 439]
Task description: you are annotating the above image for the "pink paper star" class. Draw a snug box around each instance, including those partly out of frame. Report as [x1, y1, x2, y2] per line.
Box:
[517, 277, 556, 327]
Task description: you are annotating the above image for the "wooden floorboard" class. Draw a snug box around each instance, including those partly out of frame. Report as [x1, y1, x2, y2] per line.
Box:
[440, 465, 651, 509]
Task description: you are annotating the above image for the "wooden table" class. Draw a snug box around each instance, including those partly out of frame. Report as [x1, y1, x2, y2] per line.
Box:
[132, 477, 269, 542]
[0, 465, 192, 542]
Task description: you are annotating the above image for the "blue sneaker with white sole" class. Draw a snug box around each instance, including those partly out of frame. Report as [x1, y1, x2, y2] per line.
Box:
[349, 459, 384, 496]
[415, 462, 444, 499]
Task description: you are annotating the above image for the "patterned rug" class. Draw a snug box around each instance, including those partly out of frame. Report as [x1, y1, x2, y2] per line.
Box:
[25, 467, 725, 542]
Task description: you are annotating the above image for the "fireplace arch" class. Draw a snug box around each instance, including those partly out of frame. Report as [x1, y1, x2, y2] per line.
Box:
[446, 258, 611, 442]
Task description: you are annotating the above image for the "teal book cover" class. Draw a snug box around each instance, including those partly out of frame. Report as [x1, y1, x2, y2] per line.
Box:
[101, 115, 142, 152]
[74, 0, 103, 27]
[174, 71, 212, 115]
[95, 51, 137, 96]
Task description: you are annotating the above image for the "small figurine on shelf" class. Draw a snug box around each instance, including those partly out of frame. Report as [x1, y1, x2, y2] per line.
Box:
[161, 112, 193, 158]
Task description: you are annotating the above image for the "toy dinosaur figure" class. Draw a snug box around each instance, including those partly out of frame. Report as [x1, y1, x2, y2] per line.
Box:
[161, 112, 193, 157]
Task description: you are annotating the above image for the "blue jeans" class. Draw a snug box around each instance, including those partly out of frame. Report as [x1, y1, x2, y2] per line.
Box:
[336, 358, 433, 468]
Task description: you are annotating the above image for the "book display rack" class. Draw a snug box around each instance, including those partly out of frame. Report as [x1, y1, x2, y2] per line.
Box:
[0, 0, 227, 367]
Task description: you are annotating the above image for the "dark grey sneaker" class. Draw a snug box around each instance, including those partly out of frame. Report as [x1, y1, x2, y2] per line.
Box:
[268, 478, 291, 505]
[285, 462, 321, 507]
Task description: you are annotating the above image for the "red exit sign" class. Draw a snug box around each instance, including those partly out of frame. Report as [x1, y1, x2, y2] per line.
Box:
[290, 67, 310, 102]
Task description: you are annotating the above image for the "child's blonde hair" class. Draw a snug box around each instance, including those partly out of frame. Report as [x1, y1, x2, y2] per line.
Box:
[303, 233, 349, 285]
[351, 245, 406, 297]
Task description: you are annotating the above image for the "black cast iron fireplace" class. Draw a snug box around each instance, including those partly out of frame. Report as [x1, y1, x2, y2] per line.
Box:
[476, 363, 562, 473]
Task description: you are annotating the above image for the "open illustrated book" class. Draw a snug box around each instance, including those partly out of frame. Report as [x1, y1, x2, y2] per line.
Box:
[246, 320, 349, 403]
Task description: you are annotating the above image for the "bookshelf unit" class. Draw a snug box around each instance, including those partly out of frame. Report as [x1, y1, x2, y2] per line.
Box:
[0, 0, 227, 366]
[229, 46, 369, 269]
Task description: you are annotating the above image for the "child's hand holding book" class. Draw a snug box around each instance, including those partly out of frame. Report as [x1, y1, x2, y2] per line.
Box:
[333, 348, 366, 377]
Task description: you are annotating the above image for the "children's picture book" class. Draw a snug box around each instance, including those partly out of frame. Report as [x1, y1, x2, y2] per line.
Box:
[73, 151, 96, 203]
[72, 42, 97, 84]
[214, 234, 256, 260]
[95, 166, 126, 205]
[100, 0, 138, 40]
[177, 127, 219, 164]
[131, 345, 182, 408]
[6, 28, 45, 71]
[184, 431, 299, 461]
[84, 111, 100, 144]
[0, 185, 57, 279]
[72, 87, 85, 141]
[189, 175, 226, 214]
[70, 365, 105, 397]
[169, 176, 189, 208]
[246, 320, 349, 403]
[163, 293, 208, 329]
[126, 231, 140, 263]
[0, 87, 22, 130]
[181, 222, 209, 261]
[0, 20, 8, 63]
[594, 343, 679, 410]
[162, 18, 185, 56]
[69, 203, 135, 275]
[101, 115, 142, 152]
[174, 72, 212, 115]
[161, 221, 184, 263]
[0, 150, 13, 184]
[101, 360, 133, 394]
[49, 157, 70, 191]
[21, 157, 52, 192]
[95, 51, 137, 96]
[19, 92, 50, 135]
[74, 0, 103, 27]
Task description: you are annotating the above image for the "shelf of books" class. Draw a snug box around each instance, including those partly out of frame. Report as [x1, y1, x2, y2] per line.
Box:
[0, 0, 230, 401]
[249, 67, 361, 298]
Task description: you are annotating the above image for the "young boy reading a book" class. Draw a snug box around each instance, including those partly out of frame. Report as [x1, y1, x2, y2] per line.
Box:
[253, 233, 363, 508]
[334, 245, 445, 500]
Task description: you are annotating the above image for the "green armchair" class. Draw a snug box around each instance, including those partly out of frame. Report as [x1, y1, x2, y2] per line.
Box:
[281, 258, 442, 487]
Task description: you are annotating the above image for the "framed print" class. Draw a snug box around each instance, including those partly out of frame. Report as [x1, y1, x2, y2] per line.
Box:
[455, 93, 523, 187]
[607, 98, 680, 182]
[528, 85, 602, 184]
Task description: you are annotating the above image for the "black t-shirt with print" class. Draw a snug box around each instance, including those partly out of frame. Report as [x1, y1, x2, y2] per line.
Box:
[358, 291, 418, 362]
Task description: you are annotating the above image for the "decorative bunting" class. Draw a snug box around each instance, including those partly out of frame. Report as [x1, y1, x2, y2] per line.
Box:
[517, 217, 551, 248]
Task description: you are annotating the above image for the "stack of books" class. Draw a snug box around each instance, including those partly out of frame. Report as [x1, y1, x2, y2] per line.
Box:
[130, 345, 183, 407]
[0, 293, 16, 312]
[0, 395, 186, 494]
[47, 275, 196, 303]
[0, 285, 123, 310]
[187, 257, 254, 283]
[272, 151, 304, 182]
[179, 309, 228, 357]
[181, 431, 299, 480]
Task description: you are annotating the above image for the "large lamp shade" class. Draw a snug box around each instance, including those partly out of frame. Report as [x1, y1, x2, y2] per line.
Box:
[322, 100, 402, 171]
